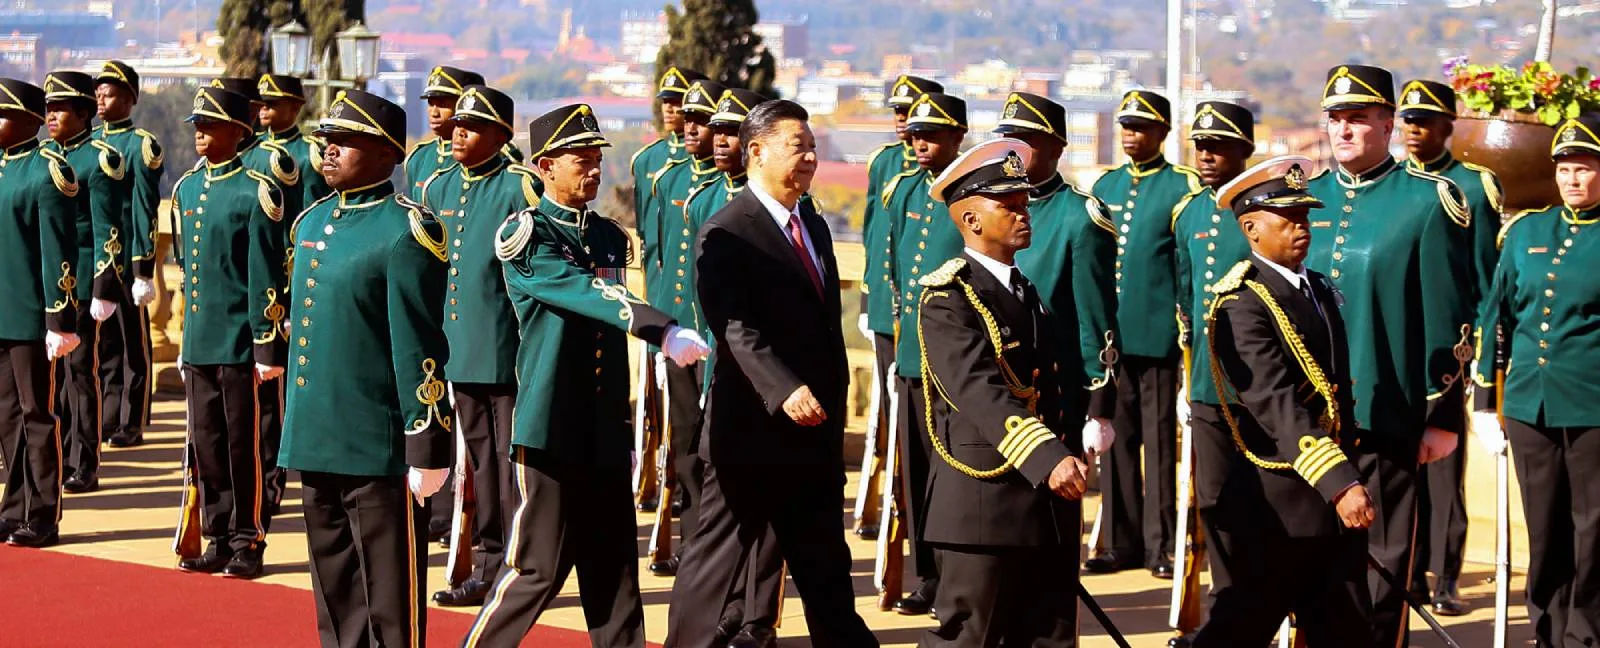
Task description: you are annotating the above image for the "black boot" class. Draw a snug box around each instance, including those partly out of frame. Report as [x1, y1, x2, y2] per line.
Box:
[179, 543, 234, 574]
[893, 577, 938, 616]
[222, 547, 265, 580]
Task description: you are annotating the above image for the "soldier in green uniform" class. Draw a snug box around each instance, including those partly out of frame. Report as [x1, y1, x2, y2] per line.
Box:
[209, 77, 266, 150]
[1472, 113, 1600, 647]
[417, 84, 541, 607]
[1396, 77, 1503, 616]
[44, 70, 122, 495]
[463, 103, 709, 648]
[854, 74, 941, 539]
[1171, 100, 1258, 599]
[1087, 89, 1202, 579]
[277, 89, 453, 648]
[0, 78, 82, 548]
[406, 65, 484, 199]
[169, 86, 285, 579]
[258, 74, 334, 216]
[92, 60, 161, 450]
[880, 90, 968, 615]
[1305, 64, 1475, 647]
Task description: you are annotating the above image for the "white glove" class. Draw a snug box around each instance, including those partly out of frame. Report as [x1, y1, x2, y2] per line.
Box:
[255, 363, 284, 382]
[654, 352, 668, 389]
[90, 297, 118, 322]
[1081, 417, 1115, 458]
[1471, 410, 1507, 456]
[45, 331, 79, 360]
[631, 451, 639, 475]
[857, 313, 871, 339]
[407, 466, 450, 506]
[1417, 427, 1460, 465]
[1176, 392, 1192, 428]
[131, 278, 155, 307]
[662, 325, 711, 367]
[177, 354, 186, 383]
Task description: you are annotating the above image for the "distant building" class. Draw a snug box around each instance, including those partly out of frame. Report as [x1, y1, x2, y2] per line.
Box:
[753, 18, 808, 63]
[619, 12, 667, 64]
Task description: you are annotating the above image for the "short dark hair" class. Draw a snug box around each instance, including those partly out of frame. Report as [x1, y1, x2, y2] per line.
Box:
[739, 99, 808, 157]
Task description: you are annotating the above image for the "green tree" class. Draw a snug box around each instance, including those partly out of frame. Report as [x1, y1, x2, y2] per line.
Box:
[653, 0, 776, 96]
[219, 0, 271, 76]
[305, 0, 362, 82]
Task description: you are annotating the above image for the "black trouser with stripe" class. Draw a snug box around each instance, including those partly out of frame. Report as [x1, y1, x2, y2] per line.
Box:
[299, 470, 427, 648]
[0, 340, 62, 526]
[100, 287, 149, 442]
[58, 305, 99, 477]
[184, 362, 266, 552]
[453, 382, 515, 585]
[258, 376, 286, 523]
[895, 374, 938, 582]
[1105, 354, 1179, 565]
[1353, 437, 1420, 648]
[665, 360, 705, 555]
[1507, 417, 1600, 647]
[1411, 441, 1467, 593]
[464, 447, 645, 648]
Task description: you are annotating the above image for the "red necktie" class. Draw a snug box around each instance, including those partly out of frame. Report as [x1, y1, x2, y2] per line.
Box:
[787, 213, 824, 297]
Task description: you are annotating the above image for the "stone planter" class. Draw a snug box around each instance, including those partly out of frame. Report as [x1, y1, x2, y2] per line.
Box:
[1449, 108, 1561, 213]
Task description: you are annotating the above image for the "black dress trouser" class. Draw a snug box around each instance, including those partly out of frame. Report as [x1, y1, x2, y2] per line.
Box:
[1412, 442, 1468, 592]
[1507, 417, 1600, 647]
[921, 538, 1081, 646]
[1194, 528, 1373, 647]
[665, 360, 705, 555]
[58, 305, 98, 477]
[1190, 402, 1238, 595]
[184, 362, 266, 552]
[99, 288, 150, 441]
[0, 340, 61, 526]
[299, 470, 427, 648]
[896, 375, 939, 581]
[453, 382, 516, 585]
[1354, 437, 1420, 648]
[1106, 354, 1178, 564]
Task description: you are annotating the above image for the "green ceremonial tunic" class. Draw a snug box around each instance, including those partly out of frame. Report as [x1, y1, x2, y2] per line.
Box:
[241, 137, 304, 223]
[494, 197, 676, 468]
[863, 141, 918, 335]
[0, 139, 80, 339]
[651, 156, 719, 323]
[1408, 152, 1503, 305]
[1305, 157, 1475, 437]
[681, 172, 748, 336]
[630, 132, 687, 289]
[887, 167, 963, 378]
[1173, 187, 1251, 405]
[1013, 173, 1120, 420]
[94, 118, 163, 278]
[48, 129, 123, 301]
[170, 157, 286, 366]
[420, 153, 542, 384]
[262, 127, 334, 219]
[277, 181, 454, 477]
[1473, 205, 1600, 426]
[406, 138, 454, 201]
[1091, 155, 1201, 361]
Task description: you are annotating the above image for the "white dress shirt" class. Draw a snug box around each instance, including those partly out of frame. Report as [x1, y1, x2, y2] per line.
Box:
[748, 178, 825, 276]
[964, 247, 1021, 292]
[1253, 252, 1322, 317]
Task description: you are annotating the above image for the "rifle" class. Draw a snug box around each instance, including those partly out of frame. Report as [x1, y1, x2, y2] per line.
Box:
[173, 438, 203, 561]
[647, 356, 676, 565]
[1168, 358, 1205, 642]
[1086, 456, 1108, 556]
[443, 425, 477, 588]
[853, 349, 888, 537]
[1493, 324, 1510, 648]
[633, 346, 662, 511]
[874, 362, 905, 610]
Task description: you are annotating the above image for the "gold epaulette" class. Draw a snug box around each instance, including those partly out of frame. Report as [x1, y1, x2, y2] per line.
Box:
[508, 163, 541, 205]
[262, 141, 301, 186]
[405, 137, 436, 164]
[495, 209, 536, 261]
[135, 128, 163, 169]
[918, 257, 967, 288]
[502, 142, 524, 163]
[306, 134, 325, 174]
[880, 168, 921, 208]
[396, 194, 446, 262]
[245, 169, 286, 222]
[1496, 206, 1550, 250]
[1066, 183, 1114, 234]
[684, 178, 718, 216]
[1459, 161, 1504, 213]
[1169, 187, 1206, 233]
[650, 157, 688, 197]
[40, 148, 78, 197]
[417, 167, 450, 206]
[1406, 165, 1470, 228]
[91, 139, 125, 180]
[865, 141, 898, 168]
[628, 138, 661, 171]
[1172, 163, 1204, 193]
[1211, 260, 1252, 296]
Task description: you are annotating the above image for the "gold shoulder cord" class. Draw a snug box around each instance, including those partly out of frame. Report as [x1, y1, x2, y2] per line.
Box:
[918, 278, 1040, 479]
[1206, 279, 1340, 472]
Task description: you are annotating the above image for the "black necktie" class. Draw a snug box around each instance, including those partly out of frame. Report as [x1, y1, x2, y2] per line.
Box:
[1008, 268, 1033, 307]
[1300, 277, 1324, 319]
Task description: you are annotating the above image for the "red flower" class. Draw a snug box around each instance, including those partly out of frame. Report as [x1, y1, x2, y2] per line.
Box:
[1590, 78, 1600, 90]
[1536, 72, 1562, 95]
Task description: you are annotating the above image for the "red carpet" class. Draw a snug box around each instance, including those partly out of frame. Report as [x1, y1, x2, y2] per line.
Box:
[0, 545, 651, 647]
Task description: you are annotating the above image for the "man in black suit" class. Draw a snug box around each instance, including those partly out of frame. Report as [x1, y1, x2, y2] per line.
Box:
[1193, 156, 1378, 647]
[665, 99, 877, 648]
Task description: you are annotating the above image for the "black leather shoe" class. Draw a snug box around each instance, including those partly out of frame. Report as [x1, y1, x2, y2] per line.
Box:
[426, 518, 450, 543]
[433, 578, 492, 606]
[0, 518, 22, 539]
[222, 548, 265, 580]
[854, 525, 879, 540]
[713, 610, 745, 645]
[107, 431, 144, 448]
[7, 523, 57, 547]
[648, 555, 680, 577]
[671, 490, 687, 516]
[893, 578, 937, 616]
[636, 498, 658, 513]
[63, 472, 98, 494]
[179, 545, 234, 574]
[1151, 557, 1175, 579]
[1431, 581, 1469, 617]
[1084, 551, 1141, 574]
[727, 624, 777, 648]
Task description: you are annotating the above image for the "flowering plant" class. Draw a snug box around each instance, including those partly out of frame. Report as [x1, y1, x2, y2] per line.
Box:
[1446, 57, 1600, 125]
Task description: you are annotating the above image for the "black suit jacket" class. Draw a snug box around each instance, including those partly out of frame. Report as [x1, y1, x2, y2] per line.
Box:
[695, 189, 850, 469]
[918, 253, 1081, 547]
[1207, 257, 1361, 539]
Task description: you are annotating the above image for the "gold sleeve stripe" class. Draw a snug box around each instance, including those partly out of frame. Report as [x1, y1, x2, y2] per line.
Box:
[1292, 436, 1350, 487]
[998, 416, 1055, 467]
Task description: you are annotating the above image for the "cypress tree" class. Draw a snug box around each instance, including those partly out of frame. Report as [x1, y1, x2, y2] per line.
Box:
[653, 0, 777, 97]
[219, 0, 270, 76]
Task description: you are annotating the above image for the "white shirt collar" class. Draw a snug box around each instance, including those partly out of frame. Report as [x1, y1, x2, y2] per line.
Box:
[746, 177, 798, 228]
[965, 247, 1018, 288]
[1253, 252, 1309, 289]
